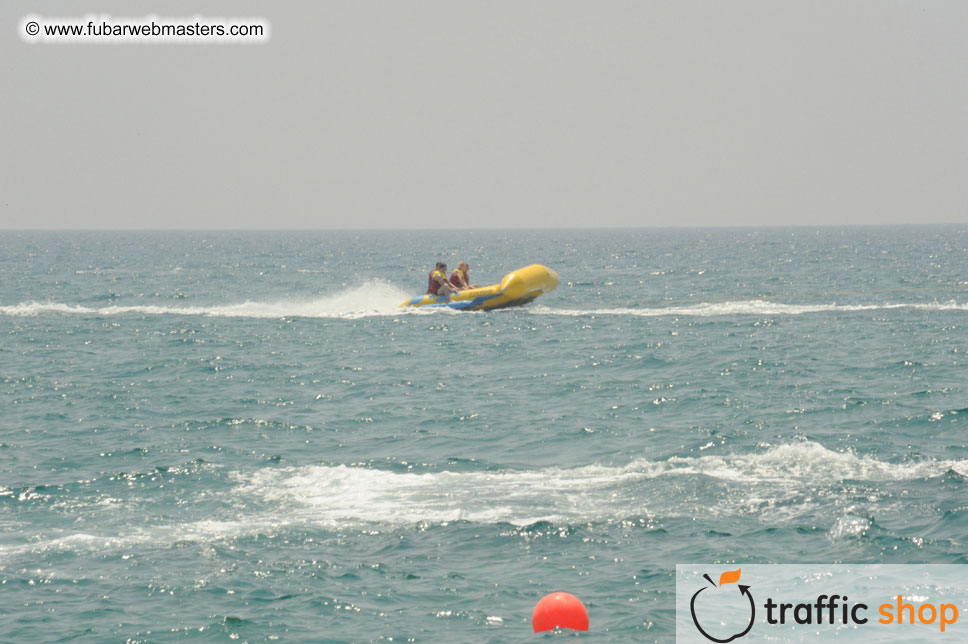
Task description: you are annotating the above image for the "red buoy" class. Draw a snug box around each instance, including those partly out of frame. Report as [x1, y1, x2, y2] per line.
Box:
[531, 592, 589, 632]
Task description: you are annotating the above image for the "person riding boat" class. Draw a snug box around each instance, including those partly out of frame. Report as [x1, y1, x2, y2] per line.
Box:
[428, 262, 459, 297]
[449, 261, 479, 290]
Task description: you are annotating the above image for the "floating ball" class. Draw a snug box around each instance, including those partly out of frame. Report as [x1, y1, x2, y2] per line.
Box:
[531, 592, 589, 632]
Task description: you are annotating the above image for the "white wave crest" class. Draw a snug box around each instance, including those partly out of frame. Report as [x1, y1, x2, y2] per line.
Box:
[0, 282, 426, 320]
[3, 442, 963, 558]
[234, 441, 967, 527]
[4, 294, 965, 320]
[529, 300, 968, 317]
[0, 518, 279, 560]
[658, 441, 958, 482]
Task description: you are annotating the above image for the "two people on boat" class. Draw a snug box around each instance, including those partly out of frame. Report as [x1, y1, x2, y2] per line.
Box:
[427, 261, 479, 296]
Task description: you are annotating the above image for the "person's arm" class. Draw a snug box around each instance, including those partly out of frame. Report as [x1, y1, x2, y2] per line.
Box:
[436, 274, 457, 293]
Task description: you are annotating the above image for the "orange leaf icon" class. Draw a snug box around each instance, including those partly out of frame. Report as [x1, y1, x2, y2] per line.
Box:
[718, 568, 741, 586]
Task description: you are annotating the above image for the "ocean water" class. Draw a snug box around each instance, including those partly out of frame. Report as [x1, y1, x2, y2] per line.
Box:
[1, 227, 967, 643]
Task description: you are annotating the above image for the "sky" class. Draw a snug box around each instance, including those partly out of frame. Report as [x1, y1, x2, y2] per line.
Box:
[3, 1, 967, 229]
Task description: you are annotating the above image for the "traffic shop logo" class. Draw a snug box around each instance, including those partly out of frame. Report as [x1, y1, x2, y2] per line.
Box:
[685, 566, 961, 642]
[690, 568, 755, 642]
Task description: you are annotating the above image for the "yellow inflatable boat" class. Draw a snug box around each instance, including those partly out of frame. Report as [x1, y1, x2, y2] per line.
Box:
[401, 264, 559, 311]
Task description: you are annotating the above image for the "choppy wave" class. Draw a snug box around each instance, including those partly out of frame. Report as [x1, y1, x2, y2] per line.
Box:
[0, 518, 279, 560]
[4, 295, 967, 320]
[0, 282, 423, 320]
[226, 441, 968, 530]
[235, 441, 968, 526]
[3, 442, 965, 558]
[529, 300, 968, 317]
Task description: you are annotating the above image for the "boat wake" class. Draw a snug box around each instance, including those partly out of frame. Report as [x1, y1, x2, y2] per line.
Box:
[5, 294, 965, 320]
[528, 300, 968, 317]
[236, 441, 967, 526]
[0, 282, 431, 320]
[3, 442, 965, 558]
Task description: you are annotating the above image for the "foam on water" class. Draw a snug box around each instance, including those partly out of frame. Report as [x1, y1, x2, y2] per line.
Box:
[5, 296, 966, 320]
[529, 300, 968, 317]
[0, 518, 282, 560]
[3, 443, 966, 559]
[0, 282, 428, 320]
[235, 442, 968, 526]
[659, 441, 968, 482]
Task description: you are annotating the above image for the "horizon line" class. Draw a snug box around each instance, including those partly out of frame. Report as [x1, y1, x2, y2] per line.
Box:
[2, 222, 966, 233]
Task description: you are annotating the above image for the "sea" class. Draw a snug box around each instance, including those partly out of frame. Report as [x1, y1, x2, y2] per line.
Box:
[1, 227, 967, 643]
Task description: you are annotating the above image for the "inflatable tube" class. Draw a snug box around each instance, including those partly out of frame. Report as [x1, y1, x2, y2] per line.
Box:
[401, 264, 558, 311]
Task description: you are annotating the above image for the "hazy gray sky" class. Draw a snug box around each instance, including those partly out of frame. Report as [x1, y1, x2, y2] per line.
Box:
[3, 1, 967, 229]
